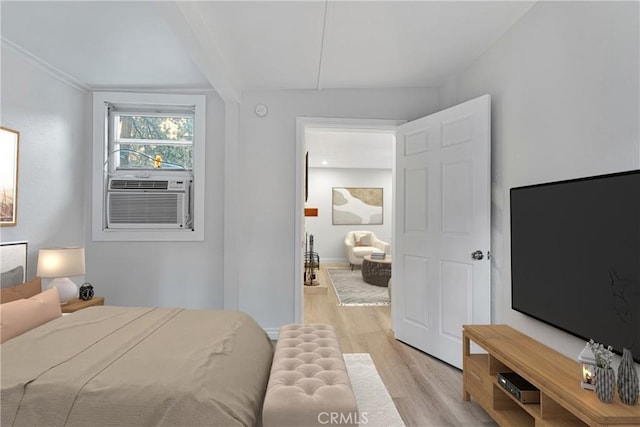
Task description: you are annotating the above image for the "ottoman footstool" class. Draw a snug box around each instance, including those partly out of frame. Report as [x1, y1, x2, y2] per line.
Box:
[262, 324, 359, 427]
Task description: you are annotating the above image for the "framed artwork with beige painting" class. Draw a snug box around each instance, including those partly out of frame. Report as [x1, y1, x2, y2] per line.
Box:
[0, 126, 19, 226]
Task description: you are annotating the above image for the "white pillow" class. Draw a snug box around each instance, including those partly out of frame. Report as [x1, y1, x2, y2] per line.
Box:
[355, 232, 372, 246]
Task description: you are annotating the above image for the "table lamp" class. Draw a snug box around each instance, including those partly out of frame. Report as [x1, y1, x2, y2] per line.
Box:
[37, 247, 85, 303]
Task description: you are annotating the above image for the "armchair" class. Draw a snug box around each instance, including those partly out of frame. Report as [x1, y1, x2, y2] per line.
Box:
[344, 231, 390, 270]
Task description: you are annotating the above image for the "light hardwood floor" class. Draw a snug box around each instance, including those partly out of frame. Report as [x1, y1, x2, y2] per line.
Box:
[304, 264, 496, 427]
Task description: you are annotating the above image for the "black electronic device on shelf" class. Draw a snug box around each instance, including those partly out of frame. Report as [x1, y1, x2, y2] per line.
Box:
[497, 372, 540, 404]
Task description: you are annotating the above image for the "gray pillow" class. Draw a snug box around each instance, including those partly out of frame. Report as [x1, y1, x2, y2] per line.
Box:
[1, 266, 24, 288]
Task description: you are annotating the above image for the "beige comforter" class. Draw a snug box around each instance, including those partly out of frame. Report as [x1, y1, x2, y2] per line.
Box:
[1, 306, 273, 426]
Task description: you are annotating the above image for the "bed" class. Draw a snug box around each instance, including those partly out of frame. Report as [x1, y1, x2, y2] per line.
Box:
[0, 243, 274, 427]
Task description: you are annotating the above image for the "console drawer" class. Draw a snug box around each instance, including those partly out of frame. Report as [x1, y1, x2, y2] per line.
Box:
[464, 354, 492, 406]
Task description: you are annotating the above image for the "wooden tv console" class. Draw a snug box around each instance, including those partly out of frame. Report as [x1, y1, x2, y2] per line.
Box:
[463, 325, 640, 427]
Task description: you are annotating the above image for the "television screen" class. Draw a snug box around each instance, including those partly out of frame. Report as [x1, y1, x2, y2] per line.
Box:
[510, 170, 640, 362]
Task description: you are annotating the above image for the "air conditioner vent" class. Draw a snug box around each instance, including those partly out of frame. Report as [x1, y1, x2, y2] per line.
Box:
[106, 176, 191, 230]
[110, 180, 169, 190]
[108, 193, 181, 225]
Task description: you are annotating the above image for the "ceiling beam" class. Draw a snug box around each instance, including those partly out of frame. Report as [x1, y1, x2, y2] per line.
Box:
[315, 0, 334, 91]
[159, 2, 240, 104]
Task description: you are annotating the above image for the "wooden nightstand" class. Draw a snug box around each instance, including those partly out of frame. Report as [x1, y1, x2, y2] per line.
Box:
[61, 296, 105, 313]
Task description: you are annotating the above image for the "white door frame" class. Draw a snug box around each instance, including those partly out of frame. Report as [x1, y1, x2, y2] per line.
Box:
[294, 117, 405, 323]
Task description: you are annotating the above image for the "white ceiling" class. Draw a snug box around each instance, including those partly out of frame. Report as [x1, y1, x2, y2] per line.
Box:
[306, 128, 395, 169]
[1, 2, 212, 91]
[1, 1, 535, 93]
[1, 0, 535, 168]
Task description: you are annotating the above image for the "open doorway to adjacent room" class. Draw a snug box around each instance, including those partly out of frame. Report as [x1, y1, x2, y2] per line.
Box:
[296, 118, 402, 331]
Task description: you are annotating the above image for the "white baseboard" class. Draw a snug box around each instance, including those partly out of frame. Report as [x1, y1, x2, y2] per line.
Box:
[263, 327, 280, 340]
[320, 257, 348, 264]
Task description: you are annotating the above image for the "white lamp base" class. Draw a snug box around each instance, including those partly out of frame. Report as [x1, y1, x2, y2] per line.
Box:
[50, 277, 78, 303]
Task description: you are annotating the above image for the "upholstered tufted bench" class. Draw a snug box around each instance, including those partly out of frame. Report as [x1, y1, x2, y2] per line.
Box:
[262, 324, 359, 427]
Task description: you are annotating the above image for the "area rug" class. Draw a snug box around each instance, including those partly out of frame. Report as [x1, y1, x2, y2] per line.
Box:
[326, 268, 390, 306]
[344, 353, 405, 427]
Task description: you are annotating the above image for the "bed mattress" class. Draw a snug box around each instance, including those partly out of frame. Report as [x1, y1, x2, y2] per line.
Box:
[1, 306, 273, 426]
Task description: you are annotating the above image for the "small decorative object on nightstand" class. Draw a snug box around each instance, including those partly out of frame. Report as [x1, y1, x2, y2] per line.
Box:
[61, 296, 104, 313]
[79, 283, 94, 301]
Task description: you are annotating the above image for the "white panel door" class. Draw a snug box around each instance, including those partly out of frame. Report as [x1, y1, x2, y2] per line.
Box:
[393, 94, 491, 369]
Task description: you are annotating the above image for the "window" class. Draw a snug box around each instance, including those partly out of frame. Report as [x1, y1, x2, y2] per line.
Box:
[92, 92, 206, 241]
[109, 110, 194, 171]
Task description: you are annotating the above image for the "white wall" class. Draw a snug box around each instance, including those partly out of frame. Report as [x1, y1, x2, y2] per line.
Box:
[1, 40, 437, 329]
[1, 43, 229, 309]
[450, 1, 639, 363]
[238, 88, 438, 328]
[85, 92, 226, 310]
[305, 167, 392, 262]
[0, 44, 87, 280]
[4, 1, 637, 359]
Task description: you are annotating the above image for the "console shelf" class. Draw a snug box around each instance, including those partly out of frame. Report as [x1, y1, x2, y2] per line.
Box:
[463, 325, 640, 427]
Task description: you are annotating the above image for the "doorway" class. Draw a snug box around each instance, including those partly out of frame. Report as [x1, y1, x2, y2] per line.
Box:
[295, 95, 491, 369]
[295, 117, 404, 324]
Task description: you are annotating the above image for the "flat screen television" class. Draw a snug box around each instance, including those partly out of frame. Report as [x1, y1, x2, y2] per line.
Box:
[510, 170, 640, 362]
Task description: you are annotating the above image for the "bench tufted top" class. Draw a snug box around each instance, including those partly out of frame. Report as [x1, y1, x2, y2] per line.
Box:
[262, 324, 359, 426]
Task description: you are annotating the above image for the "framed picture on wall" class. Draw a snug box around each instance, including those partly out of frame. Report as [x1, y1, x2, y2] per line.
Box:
[0, 127, 20, 226]
[332, 187, 383, 225]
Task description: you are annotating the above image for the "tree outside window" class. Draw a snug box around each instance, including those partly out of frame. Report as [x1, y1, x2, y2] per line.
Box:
[114, 114, 194, 170]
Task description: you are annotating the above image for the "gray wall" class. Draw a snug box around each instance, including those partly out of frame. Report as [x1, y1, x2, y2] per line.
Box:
[5, 0, 638, 367]
[0, 45, 437, 330]
[1, 43, 228, 310]
[0, 45, 86, 280]
[450, 1, 639, 362]
[305, 167, 393, 262]
[85, 93, 227, 310]
[237, 88, 438, 328]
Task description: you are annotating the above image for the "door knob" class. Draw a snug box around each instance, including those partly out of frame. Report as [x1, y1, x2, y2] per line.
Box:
[471, 250, 484, 260]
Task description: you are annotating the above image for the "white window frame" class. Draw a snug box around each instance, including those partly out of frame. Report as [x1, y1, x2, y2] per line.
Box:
[92, 92, 206, 241]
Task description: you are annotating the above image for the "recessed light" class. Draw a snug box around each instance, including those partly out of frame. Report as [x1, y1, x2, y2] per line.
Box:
[321, 160, 328, 165]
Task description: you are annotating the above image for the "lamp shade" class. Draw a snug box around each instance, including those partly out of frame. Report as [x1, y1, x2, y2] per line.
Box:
[37, 247, 85, 278]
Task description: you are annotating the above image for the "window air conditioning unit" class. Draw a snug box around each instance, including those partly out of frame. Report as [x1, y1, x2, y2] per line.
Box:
[106, 175, 192, 229]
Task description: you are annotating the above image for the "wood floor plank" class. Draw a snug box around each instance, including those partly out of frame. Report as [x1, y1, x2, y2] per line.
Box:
[304, 264, 496, 427]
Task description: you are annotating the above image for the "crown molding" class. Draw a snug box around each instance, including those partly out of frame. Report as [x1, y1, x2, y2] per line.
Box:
[2, 37, 225, 97]
[2, 37, 90, 93]
[89, 86, 216, 94]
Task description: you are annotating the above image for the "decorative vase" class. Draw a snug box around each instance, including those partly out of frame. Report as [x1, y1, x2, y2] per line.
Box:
[595, 366, 615, 403]
[617, 348, 639, 406]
